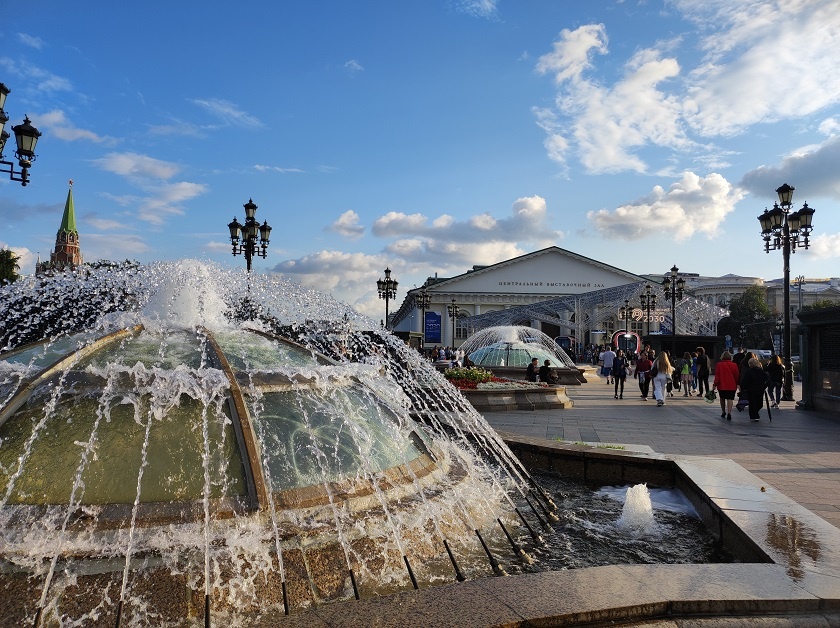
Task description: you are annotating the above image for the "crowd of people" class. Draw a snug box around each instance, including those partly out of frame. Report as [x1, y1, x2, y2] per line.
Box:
[594, 344, 783, 421]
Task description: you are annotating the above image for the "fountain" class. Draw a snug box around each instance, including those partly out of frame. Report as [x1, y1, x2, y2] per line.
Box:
[0, 261, 559, 626]
[0, 261, 774, 627]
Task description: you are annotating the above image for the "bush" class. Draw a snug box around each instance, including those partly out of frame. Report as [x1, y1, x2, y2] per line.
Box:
[444, 367, 493, 384]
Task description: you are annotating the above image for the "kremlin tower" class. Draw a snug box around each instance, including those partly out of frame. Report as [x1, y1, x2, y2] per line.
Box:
[37, 180, 83, 274]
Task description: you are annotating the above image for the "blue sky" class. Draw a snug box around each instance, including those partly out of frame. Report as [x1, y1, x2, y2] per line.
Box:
[2, 0, 839, 317]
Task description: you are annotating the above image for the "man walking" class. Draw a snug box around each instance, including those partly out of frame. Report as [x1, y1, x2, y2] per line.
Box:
[600, 345, 617, 385]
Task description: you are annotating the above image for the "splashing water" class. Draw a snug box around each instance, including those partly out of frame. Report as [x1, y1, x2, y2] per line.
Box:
[0, 260, 552, 625]
[617, 484, 659, 536]
[459, 325, 576, 369]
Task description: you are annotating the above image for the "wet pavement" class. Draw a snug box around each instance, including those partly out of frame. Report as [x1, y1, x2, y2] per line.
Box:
[480, 376, 840, 531]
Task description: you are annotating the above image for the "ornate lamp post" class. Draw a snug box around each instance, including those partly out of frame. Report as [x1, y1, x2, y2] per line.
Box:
[414, 289, 432, 344]
[757, 183, 815, 401]
[662, 265, 685, 357]
[447, 299, 460, 346]
[377, 268, 398, 330]
[618, 299, 631, 354]
[640, 284, 657, 337]
[0, 83, 42, 186]
[228, 198, 272, 272]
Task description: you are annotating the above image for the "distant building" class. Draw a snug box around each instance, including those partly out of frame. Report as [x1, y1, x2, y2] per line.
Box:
[36, 181, 83, 275]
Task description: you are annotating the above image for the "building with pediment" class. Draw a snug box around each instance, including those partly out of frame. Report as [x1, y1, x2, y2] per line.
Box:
[390, 246, 728, 352]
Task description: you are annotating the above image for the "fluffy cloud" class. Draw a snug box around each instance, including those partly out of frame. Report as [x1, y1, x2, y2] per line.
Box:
[372, 196, 563, 245]
[809, 233, 840, 259]
[35, 109, 117, 144]
[91, 152, 207, 225]
[739, 135, 840, 201]
[534, 1, 840, 173]
[327, 210, 365, 239]
[587, 171, 744, 240]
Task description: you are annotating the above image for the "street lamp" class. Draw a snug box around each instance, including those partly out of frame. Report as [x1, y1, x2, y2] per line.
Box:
[757, 183, 815, 401]
[414, 289, 432, 344]
[618, 299, 631, 353]
[0, 83, 42, 186]
[447, 299, 460, 346]
[662, 265, 685, 357]
[228, 198, 272, 272]
[640, 284, 657, 337]
[377, 268, 398, 330]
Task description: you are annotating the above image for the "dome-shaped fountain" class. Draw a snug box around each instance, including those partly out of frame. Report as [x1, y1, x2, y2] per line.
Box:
[0, 261, 554, 626]
[460, 326, 576, 369]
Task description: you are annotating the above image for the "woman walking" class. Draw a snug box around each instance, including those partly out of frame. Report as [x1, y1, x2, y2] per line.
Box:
[712, 351, 740, 420]
[764, 354, 785, 409]
[679, 351, 693, 396]
[695, 346, 711, 397]
[636, 351, 653, 400]
[613, 349, 629, 399]
[652, 351, 672, 407]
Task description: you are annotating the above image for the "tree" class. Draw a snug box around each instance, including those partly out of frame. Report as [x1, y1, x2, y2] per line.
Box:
[717, 285, 775, 348]
[801, 299, 840, 312]
[0, 248, 21, 284]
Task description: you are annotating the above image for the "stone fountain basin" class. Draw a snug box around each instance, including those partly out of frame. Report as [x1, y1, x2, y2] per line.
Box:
[278, 434, 840, 626]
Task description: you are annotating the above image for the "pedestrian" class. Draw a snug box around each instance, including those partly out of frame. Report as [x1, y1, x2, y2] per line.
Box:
[695, 346, 711, 397]
[635, 351, 653, 400]
[600, 345, 616, 384]
[679, 351, 693, 396]
[691, 351, 699, 393]
[736, 351, 756, 412]
[764, 354, 785, 409]
[526, 357, 538, 382]
[652, 351, 672, 407]
[741, 358, 770, 422]
[712, 350, 740, 420]
[539, 359, 557, 384]
[613, 349, 629, 399]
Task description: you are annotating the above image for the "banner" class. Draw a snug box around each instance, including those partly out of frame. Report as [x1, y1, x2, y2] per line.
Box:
[425, 312, 441, 343]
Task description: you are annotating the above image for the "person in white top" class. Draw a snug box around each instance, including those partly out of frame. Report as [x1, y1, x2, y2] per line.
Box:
[600, 346, 617, 384]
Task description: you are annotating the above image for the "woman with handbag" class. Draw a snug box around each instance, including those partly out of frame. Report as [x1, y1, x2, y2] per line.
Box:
[713, 351, 740, 420]
[636, 351, 653, 400]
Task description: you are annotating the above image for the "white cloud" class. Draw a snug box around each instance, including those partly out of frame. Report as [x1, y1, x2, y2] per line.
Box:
[327, 210, 365, 239]
[818, 117, 840, 136]
[739, 135, 840, 201]
[83, 233, 150, 260]
[587, 171, 744, 240]
[454, 0, 499, 19]
[809, 233, 840, 259]
[344, 59, 364, 73]
[93, 152, 180, 180]
[0, 58, 72, 93]
[191, 98, 263, 128]
[534, 1, 840, 173]
[203, 241, 232, 253]
[91, 152, 206, 225]
[372, 196, 563, 246]
[253, 164, 306, 174]
[17, 33, 44, 49]
[86, 216, 127, 231]
[34, 109, 117, 144]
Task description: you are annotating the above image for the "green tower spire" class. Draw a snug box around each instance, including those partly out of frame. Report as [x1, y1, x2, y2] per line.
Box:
[58, 180, 78, 235]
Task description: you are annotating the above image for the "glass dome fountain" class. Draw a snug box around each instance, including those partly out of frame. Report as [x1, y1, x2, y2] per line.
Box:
[460, 325, 576, 369]
[0, 261, 555, 626]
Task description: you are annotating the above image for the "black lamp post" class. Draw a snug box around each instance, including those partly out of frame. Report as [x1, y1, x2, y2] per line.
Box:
[228, 198, 272, 272]
[640, 284, 657, 337]
[0, 83, 42, 187]
[415, 290, 432, 344]
[757, 183, 815, 401]
[662, 265, 685, 357]
[447, 299, 460, 346]
[377, 268, 398, 330]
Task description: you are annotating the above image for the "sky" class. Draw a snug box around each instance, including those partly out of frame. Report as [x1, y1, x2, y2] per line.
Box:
[1, 0, 839, 318]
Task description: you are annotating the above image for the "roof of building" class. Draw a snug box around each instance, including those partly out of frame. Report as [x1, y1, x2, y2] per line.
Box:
[57, 183, 77, 235]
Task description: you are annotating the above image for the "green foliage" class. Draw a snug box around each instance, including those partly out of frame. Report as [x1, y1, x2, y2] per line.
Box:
[0, 248, 21, 284]
[717, 285, 775, 347]
[801, 299, 840, 312]
[443, 367, 493, 383]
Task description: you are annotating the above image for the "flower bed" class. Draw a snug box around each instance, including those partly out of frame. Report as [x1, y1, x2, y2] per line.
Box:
[444, 366, 553, 392]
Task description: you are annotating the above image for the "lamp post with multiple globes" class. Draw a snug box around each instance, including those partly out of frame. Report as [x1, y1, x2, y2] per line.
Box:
[757, 183, 815, 401]
[640, 284, 657, 337]
[377, 268, 398, 330]
[0, 83, 42, 186]
[227, 199, 272, 272]
[662, 265, 685, 357]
